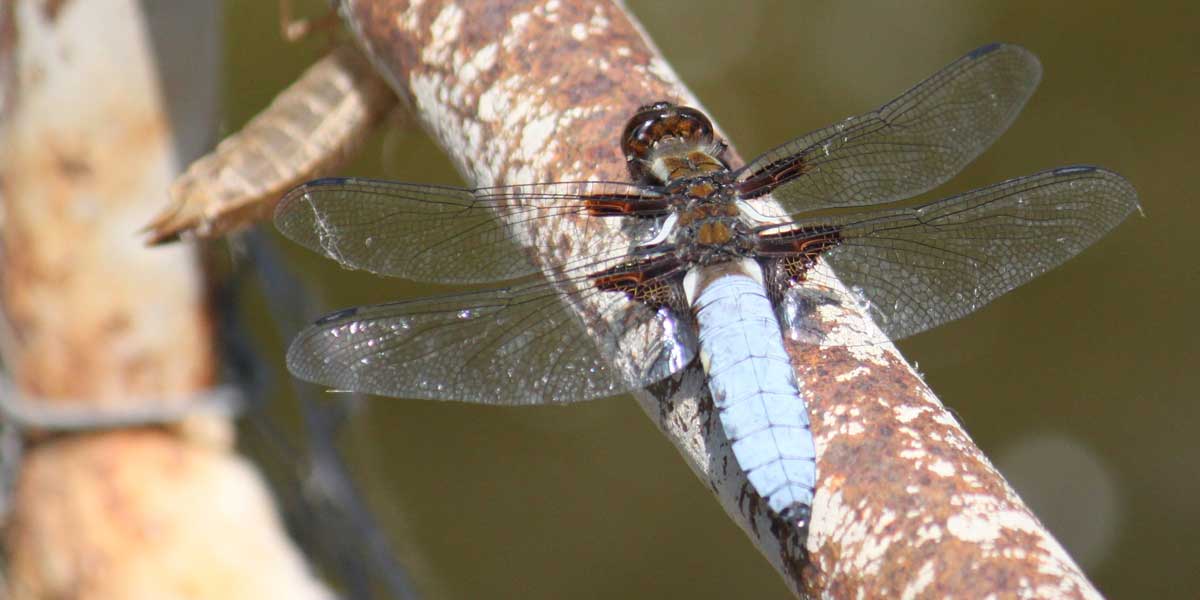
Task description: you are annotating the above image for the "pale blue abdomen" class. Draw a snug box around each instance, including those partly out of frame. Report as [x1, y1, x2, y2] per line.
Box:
[693, 272, 816, 522]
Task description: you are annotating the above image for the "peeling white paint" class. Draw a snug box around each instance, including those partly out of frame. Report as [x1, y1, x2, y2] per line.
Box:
[893, 404, 927, 423]
[398, 2, 422, 32]
[834, 365, 870, 382]
[944, 496, 1053, 547]
[502, 97, 536, 137]
[422, 4, 465, 66]
[589, 7, 610, 30]
[520, 113, 559, 162]
[913, 522, 943, 544]
[478, 78, 516, 123]
[458, 43, 498, 85]
[808, 487, 841, 549]
[872, 511, 897, 533]
[460, 120, 485, 166]
[409, 70, 498, 187]
[933, 410, 962, 427]
[899, 560, 936, 600]
[507, 12, 532, 42]
[849, 517, 901, 576]
[927, 459, 956, 477]
[946, 511, 1000, 543]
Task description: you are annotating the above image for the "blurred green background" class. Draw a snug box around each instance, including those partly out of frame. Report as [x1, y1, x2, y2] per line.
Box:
[224, 1, 1197, 598]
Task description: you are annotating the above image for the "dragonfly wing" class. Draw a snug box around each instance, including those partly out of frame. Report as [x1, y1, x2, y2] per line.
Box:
[737, 43, 1042, 214]
[286, 277, 696, 404]
[773, 166, 1139, 341]
[274, 178, 663, 284]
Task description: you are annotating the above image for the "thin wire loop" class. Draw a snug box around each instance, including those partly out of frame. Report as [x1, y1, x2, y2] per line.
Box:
[0, 377, 245, 432]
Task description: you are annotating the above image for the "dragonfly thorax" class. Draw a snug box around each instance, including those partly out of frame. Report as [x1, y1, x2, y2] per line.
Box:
[668, 182, 759, 266]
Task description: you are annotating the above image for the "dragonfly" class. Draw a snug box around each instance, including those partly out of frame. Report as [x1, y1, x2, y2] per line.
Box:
[274, 43, 1139, 536]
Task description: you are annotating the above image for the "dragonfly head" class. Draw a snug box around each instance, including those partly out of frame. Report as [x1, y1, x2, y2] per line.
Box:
[622, 102, 728, 185]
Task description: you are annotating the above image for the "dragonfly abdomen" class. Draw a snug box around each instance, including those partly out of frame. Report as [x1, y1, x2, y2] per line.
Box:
[691, 267, 816, 525]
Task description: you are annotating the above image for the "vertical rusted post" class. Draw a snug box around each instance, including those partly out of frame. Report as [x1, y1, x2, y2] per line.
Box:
[339, 0, 1102, 597]
[0, 2, 332, 597]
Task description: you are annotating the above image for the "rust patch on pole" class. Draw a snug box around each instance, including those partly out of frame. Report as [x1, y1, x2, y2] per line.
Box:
[791, 335, 1097, 597]
[341, 0, 731, 188]
[338, 1, 1102, 597]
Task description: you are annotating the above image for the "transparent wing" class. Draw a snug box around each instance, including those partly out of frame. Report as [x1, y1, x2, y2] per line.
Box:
[286, 274, 696, 404]
[274, 177, 664, 284]
[772, 166, 1139, 340]
[736, 43, 1042, 214]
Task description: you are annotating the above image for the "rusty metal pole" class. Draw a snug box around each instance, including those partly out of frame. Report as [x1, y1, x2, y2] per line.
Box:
[0, 2, 333, 598]
[339, 0, 1102, 597]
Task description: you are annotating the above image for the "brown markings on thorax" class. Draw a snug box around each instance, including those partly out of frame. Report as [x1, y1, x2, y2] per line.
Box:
[660, 151, 727, 182]
[676, 202, 740, 245]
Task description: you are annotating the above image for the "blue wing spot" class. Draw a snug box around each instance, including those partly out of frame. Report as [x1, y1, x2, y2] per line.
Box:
[1053, 165, 1097, 176]
[968, 42, 1003, 59]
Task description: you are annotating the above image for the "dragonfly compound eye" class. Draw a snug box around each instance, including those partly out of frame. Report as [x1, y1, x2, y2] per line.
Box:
[622, 102, 716, 183]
